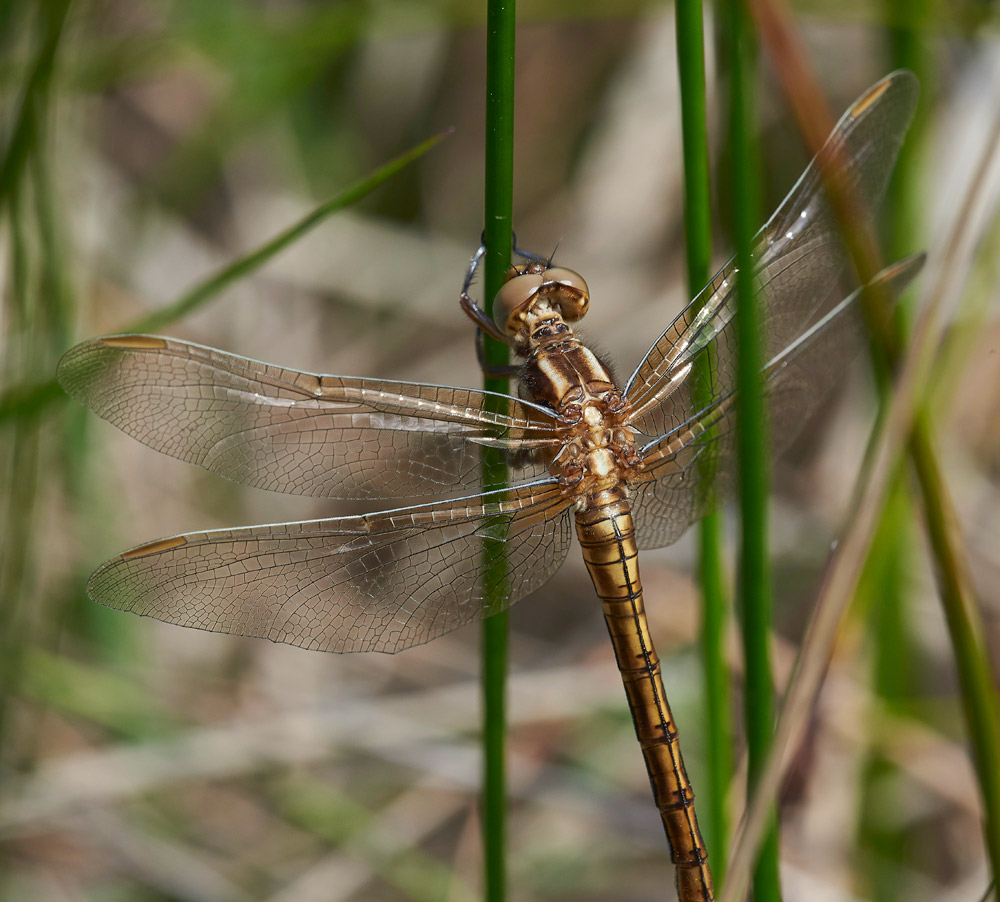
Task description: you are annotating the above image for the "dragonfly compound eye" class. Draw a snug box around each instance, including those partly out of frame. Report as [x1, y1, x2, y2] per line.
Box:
[492, 266, 590, 335]
[539, 267, 589, 322]
[493, 270, 545, 336]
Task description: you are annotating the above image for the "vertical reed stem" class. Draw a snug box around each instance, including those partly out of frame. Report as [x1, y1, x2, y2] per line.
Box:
[675, 0, 731, 884]
[725, 2, 782, 898]
[857, 8, 930, 895]
[481, 2, 516, 899]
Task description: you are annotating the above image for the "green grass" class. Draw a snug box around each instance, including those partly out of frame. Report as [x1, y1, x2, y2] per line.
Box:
[674, 0, 732, 887]
[480, 4, 517, 899]
[2, 3, 998, 901]
[758, 21, 1000, 892]
[0, 0, 73, 758]
[0, 133, 446, 423]
[854, 9, 931, 899]
[723, 3, 782, 898]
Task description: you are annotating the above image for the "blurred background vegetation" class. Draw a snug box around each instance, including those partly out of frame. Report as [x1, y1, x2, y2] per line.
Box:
[0, 1, 999, 900]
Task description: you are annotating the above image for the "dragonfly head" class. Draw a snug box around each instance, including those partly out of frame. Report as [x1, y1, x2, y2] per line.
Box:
[492, 263, 590, 346]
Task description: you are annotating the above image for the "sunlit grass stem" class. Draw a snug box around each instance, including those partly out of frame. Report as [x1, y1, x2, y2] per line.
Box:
[481, 2, 516, 900]
[855, 11, 930, 896]
[724, 2, 782, 898]
[675, 0, 731, 885]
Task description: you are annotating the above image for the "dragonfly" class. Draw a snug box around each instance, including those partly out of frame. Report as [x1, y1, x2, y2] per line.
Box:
[58, 72, 921, 902]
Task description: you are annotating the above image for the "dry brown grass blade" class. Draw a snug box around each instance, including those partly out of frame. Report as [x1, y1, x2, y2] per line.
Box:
[719, 4, 1000, 900]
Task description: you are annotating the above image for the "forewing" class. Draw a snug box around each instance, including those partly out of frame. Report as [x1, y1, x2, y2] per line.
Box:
[87, 480, 574, 653]
[624, 71, 918, 439]
[629, 255, 924, 549]
[57, 335, 563, 499]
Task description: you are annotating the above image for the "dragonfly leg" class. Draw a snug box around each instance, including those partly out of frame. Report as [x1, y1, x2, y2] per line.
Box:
[473, 327, 521, 378]
[512, 233, 553, 266]
[461, 232, 552, 329]
[459, 288, 508, 343]
[460, 238, 519, 379]
[460, 232, 554, 378]
[462, 238, 488, 295]
[460, 241, 509, 343]
[460, 274, 520, 377]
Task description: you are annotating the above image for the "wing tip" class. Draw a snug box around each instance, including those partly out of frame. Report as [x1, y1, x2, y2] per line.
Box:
[848, 69, 919, 121]
[877, 252, 926, 291]
[56, 334, 169, 396]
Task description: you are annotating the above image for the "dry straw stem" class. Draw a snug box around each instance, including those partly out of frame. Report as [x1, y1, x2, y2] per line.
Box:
[720, 5, 1000, 900]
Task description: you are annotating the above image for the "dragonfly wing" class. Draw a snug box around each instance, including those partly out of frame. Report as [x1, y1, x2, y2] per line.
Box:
[58, 335, 562, 500]
[629, 255, 924, 549]
[87, 480, 574, 653]
[624, 71, 918, 438]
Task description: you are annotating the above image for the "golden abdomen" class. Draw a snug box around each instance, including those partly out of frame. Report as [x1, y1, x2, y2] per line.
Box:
[574, 490, 714, 901]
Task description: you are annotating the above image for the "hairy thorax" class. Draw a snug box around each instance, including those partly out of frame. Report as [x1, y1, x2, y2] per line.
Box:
[516, 309, 643, 508]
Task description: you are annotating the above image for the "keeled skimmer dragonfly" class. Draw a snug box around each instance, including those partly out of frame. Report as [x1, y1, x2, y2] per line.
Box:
[59, 72, 922, 902]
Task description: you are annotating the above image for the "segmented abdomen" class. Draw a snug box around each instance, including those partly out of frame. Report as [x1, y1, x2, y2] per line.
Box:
[575, 490, 714, 902]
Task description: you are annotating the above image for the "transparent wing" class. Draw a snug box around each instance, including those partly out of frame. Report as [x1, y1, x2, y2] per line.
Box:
[57, 335, 564, 500]
[87, 480, 574, 653]
[624, 71, 918, 438]
[629, 255, 924, 549]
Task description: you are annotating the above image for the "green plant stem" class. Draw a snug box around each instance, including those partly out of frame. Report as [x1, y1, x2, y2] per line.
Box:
[129, 131, 450, 334]
[725, 3, 781, 899]
[675, 0, 730, 885]
[885, 0, 929, 277]
[856, 472, 912, 901]
[0, 133, 446, 424]
[832, 48, 1000, 898]
[856, 10, 929, 896]
[908, 412, 1000, 872]
[481, 2, 516, 900]
[747, 2, 1000, 888]
[0, 187, 36, 755]
[0, 0, 71, 761]
[0, 0, 71, 211]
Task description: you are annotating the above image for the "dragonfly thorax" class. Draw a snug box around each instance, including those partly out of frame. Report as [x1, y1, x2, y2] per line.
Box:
[553, 398, 643, 504]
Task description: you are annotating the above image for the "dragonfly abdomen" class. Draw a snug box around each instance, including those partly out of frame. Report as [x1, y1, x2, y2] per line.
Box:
[575, 492, 714, 902]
